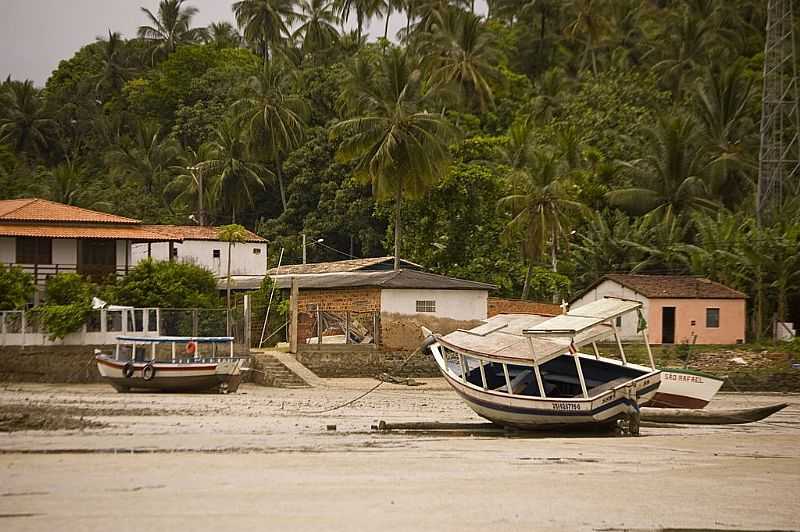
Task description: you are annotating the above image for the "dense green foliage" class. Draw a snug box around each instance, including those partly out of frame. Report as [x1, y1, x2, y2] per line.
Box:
[35, 273, 95, 340]
[106, 259, 221, 308]
[0, 265, 35, 310]
[2, 0, 799, 338]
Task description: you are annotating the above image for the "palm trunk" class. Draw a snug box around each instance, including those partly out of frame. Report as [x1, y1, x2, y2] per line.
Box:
[276, 154, 287, 212]
[383, 9, 391, 41]
[394, 182, 402, 270]
[551, 227, 559, 304]
[226, 241, 232, 334]
[755, 266, 765, 340]
[521, 260, 533, 300]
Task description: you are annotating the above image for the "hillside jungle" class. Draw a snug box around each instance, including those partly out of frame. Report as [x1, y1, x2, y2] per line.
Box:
[1, 0, 799, 339]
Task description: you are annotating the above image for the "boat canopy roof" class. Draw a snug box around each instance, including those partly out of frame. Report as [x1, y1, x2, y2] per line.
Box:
[437, 298, 642, 365]
[116, 336, 234, 344]
[523, 298, 641, 336]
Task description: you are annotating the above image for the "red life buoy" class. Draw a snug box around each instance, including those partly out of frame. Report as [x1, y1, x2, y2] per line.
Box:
[185, 341, 197, 355]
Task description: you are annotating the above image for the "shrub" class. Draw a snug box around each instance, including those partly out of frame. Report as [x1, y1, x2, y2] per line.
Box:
[106, 259, 220, 309]
[0, 264, 34, 310]
[36, 273, 95, 340]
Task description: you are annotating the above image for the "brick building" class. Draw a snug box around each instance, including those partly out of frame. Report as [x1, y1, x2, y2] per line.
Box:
[271, 261, 496, 350]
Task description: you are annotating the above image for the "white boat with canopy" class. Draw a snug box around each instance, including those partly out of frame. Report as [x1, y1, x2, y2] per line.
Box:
[95, 336, 246, 393]
[424, 298, 661, 431]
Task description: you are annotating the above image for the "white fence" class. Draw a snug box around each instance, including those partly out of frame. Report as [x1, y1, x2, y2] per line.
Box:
[0, 307, 236, 347]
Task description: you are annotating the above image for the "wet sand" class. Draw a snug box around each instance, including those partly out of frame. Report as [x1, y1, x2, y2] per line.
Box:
[0, 381, 798, 531]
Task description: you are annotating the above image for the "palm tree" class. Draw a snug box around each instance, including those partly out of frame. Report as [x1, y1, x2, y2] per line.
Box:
[648, 8, 716, 98]
[138, 0, 205, 63]
[564, 0, 610, 75]
[236, 63, 308, 212]
[45, 160, 84, 205]
[497, 150, 586, 298]
[0, 80, 56, 161]
[196, 116, 270, 223]
[204, 22, 243, 48]
[421, 10, 500, 111]
[104, 121, 180, 197]
[571, 210, 643, 286]
[218, 223, 250, 323]
[335, 0, 385, 42]
[332, 48, 456, 270]
[233, 0, 297, 65]
[294, 0, 340, 53]
[94, 31, 132, 98]
[167, 143, 219, 224]
[606, 115, 716, 221]
[693, 62, 755, 207]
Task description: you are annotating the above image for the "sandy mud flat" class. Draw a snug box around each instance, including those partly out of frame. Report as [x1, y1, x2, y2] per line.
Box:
[0, 380, 798, 532]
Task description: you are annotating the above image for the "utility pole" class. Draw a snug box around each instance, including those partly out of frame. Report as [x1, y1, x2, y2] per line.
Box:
[302, 233, 307, 264]
[757, 0, 800, 225]
[189, 165, 207, 226]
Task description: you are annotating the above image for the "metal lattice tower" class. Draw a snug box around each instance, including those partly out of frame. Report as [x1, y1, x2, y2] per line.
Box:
[757, 0, 800, 224]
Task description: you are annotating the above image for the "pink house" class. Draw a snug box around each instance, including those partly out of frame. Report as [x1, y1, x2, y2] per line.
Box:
[571, 274, 747, 345]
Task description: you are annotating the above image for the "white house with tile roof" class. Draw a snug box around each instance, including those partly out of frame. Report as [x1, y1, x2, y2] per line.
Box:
[131, 225, 268, 278]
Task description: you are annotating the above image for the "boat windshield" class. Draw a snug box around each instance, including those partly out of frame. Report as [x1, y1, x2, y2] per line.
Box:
[114, 336, 236, 362]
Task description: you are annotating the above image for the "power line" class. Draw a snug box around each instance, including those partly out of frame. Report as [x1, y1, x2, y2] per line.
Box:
[314, 240, 358, 260]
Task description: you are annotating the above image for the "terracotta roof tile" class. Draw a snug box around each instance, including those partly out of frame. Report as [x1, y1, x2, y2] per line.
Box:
[0, 198, 139, 224]
[0, 224, 174, 241]
[267, 256, 422, 275]
[141, 225, 266, 242]
[602, 274, 746, 299]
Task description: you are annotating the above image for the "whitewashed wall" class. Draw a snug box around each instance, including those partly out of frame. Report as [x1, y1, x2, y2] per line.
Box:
[380, 289, 488, 321]
[132, 240, 267, 277]
[0, 237, 15, 263]
[570, 280, 649, 341]
[52, 238, 77, 264]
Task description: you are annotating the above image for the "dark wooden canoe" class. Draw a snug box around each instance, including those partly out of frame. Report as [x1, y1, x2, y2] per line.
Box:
[640, 403, 788, 425]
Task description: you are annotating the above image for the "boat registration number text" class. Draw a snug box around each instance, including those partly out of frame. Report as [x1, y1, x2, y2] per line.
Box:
[552, 402, 581, 411]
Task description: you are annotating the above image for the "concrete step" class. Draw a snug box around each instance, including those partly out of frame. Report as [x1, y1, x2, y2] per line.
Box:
[250, 352, 311, 388]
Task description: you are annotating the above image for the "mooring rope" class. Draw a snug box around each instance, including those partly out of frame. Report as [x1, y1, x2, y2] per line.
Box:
[300, 346, 424, 414]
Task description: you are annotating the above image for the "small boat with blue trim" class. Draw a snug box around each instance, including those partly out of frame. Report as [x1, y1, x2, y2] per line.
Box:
[423, 298, 661, 431]
[95, 336, 246, 393]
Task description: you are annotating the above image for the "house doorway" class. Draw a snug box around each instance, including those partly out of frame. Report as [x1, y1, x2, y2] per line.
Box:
[661, 306, 676, 344]
[78, 239, 117, 280]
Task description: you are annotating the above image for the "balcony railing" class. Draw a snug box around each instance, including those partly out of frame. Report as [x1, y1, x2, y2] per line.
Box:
[1, 263, 131, 284]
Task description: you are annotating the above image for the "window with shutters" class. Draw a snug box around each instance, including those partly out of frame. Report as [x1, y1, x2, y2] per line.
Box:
[16, 237, 52, 264]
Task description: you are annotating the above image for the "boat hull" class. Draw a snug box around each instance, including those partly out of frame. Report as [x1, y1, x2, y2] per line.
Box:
[96, 355, 243, 393]
[431, 345, 660, 431]
[646, 369, 724, 409]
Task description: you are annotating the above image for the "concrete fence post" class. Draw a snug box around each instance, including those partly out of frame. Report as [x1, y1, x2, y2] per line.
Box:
[243, 294, 251, 349]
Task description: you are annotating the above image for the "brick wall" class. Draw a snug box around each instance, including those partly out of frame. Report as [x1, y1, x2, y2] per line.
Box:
[297, 288, 381, 313]
[487, 298, 561, 317]
[296, 287, 381, 345]
[296, 349, 439, 378]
